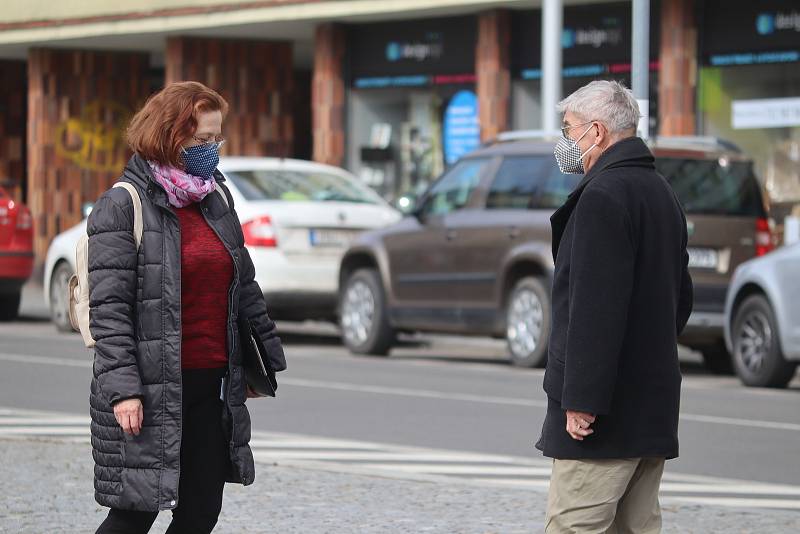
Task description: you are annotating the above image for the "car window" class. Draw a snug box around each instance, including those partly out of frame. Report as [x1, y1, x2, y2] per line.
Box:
[421, 158, 489, 216]
[655, 158, 766, 217]
[225, 169, 382, 204]
[486, 156, 579, 210]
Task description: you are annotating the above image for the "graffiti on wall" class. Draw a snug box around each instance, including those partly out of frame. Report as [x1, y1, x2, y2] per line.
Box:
[55, 100, 132, 173]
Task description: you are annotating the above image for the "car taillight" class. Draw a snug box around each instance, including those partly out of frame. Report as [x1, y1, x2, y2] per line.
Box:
[242, 216, 277, 247]
[16, 209, 32, 231]
[755, 218, 773, 257]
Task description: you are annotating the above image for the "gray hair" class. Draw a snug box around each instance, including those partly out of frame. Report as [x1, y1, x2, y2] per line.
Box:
[557, 80, 641, 134]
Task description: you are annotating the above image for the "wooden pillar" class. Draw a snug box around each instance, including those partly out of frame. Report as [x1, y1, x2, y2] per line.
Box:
[0, 60, 26, 203]
[27, 49, 149, 264]
[476, 10, 511, 142]
[312, 23, 346, 167]
[658, 0, 697, 136]
[166, 37, 294, 158]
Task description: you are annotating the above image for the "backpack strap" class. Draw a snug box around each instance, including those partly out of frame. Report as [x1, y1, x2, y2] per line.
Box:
[215, 181, 232, 210]
[112, 182, 144, 250]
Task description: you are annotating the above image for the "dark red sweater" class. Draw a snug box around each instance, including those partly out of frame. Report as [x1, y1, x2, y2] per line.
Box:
[175, 203, 233, 369]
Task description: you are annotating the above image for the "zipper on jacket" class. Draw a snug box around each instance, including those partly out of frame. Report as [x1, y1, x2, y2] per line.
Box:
[159, 202, 183, 509]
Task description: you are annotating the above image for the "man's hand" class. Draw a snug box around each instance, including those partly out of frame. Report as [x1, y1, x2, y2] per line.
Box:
[113, 398, 143, 436]
[246, 385, 263, 399]
[565, 410, 596, 441]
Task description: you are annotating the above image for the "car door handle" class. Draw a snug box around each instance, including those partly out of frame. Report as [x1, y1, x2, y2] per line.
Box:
[508, 226, 521, 239]
[446, 229, 457, 241]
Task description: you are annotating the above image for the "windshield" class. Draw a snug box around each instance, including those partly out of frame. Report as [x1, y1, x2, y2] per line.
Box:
[225, 169, 381, 204]
[655, 158, 766, 217]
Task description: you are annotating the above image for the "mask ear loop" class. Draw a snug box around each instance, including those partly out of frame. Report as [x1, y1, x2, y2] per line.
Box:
[576, 123, 599, 161]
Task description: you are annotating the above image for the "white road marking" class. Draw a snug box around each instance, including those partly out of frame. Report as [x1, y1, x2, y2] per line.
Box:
[2, 407, 800, 511]
[2, 353, 799, 432]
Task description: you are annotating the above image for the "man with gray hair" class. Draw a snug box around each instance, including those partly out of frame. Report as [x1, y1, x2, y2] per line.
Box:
[536, 80, 693, 532]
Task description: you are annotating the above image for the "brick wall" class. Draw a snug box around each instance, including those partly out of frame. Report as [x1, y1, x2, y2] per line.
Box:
[476, 10, 511, 142]
[0, 60, 27, 202]
[166, 37, 294, 158]
[27, 49, 149, 264]
[312, 24, 346, 167]
[658, 0, 696, 136]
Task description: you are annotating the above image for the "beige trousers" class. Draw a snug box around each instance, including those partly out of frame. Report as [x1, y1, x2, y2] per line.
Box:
[545, 457, 665, 534]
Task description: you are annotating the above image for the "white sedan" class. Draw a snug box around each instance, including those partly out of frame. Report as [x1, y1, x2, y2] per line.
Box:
[724, 242, 800, 388]
[44, 157, 401, 331]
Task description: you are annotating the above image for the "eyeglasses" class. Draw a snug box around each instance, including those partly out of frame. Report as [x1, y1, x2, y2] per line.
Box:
[561, 121, 596, 139]
[191, 134, 226, 147]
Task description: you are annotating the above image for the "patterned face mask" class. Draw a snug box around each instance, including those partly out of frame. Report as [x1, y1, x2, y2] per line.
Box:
[181, 142, 220, 179]
[553, 124, 597, 174]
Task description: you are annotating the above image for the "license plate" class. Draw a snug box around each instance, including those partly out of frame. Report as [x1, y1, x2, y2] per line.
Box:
[309, 229, 356, 248]
[688, 247, 718, 269]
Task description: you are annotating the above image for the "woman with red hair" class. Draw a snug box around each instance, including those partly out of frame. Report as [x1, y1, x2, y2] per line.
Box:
[89, 81, 285, 533]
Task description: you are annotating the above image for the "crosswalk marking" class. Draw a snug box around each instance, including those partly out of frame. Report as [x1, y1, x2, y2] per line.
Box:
[1, 407, 799, 512]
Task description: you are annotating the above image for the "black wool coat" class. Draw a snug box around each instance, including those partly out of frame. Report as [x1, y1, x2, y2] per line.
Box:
[88, 154, 286, 511]
[536, 137, 693, 460]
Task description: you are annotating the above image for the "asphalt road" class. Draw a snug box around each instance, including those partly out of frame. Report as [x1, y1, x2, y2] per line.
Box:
[1, 309, 799, 490]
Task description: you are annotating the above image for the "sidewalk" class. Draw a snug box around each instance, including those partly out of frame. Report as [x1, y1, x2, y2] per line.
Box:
[1, 438, 798, 533]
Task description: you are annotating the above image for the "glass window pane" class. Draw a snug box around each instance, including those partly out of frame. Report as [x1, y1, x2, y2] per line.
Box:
[422, 158, 489, 216]
[655, 158, 765, 217]
[225, 170, 382, 204]
[486, 156, 579, 210]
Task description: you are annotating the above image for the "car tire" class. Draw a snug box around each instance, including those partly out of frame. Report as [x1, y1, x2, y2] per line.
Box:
[700, 341, 734, 375]
[0, 292, 21, 322]
[731, 295, 797, 388]
[340, 268, 395, 356]
[50, 262, 75, 332]
[505, 277, 551, 368]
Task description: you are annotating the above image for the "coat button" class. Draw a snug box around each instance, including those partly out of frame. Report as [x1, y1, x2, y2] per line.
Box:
[170, 500, 176, 507]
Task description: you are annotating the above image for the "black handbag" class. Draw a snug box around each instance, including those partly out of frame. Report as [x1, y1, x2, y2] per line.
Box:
[238, 317, 278, 397]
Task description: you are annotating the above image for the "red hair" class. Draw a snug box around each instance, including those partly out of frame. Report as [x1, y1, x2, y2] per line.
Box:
[126, 81, 229, 168]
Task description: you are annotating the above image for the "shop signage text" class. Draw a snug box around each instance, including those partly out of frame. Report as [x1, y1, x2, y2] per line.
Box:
[732, 97, 800, 130]
[443, 90, 480, 165]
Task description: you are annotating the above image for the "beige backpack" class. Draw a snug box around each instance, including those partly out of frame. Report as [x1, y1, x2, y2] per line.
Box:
[69, 183, 143, 348]
[68, 182, 229, 348]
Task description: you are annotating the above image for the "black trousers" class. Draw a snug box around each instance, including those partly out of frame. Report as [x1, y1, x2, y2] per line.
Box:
[96, 368, 230, 534]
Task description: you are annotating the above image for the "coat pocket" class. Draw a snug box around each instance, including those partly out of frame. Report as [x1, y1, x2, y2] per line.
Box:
[543, 358, 565, 403]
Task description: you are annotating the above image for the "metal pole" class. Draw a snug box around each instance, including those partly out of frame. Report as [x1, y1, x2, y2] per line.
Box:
[632, 0, 650, 138]
[542, 0, 563, 134]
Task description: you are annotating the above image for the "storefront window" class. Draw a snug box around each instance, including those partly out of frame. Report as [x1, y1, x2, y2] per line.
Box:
[699, 0, 800, 218]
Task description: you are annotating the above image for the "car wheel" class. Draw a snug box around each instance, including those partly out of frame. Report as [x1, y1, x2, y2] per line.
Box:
[340, 268, 395, 356]
[700, 341, 734, 375]
[506, 277, 551, 368]
[732, 295, 797, 388]
[0, 292, 21, 322]
[50, 262, 75, 332]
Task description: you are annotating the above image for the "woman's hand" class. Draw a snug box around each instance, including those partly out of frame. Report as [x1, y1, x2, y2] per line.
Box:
[113, 398, 144, 436]
[246, 386, 263, 399]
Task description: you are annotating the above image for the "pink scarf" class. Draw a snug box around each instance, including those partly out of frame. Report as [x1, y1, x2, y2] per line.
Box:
[148, 162, 217, 208]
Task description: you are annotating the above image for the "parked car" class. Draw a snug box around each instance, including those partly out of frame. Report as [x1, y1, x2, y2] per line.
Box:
[724, 242, 800, 388]
[0, 186, 33, 321]
[338, 134, 773, 370]
[44, 157, 401, 331]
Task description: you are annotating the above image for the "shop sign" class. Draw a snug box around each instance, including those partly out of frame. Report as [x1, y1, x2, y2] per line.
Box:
[512, 2, 658, 80]
[349, 16, 476, 88]
[703, 0, 800, 66]
[732, 97, 800, 129]
[443, 90, 480, 165]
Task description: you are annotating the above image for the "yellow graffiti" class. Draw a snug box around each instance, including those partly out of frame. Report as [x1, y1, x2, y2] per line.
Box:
[55, 100, 132, 173]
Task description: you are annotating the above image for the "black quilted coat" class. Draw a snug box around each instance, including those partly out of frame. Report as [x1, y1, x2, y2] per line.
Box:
[87, 154, 285, 511]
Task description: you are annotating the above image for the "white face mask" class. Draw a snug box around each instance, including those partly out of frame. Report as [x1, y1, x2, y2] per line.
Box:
[553, 124, 598, 174]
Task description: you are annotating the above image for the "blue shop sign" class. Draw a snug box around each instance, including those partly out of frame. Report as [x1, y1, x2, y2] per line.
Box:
[443, 90, 480, 166]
